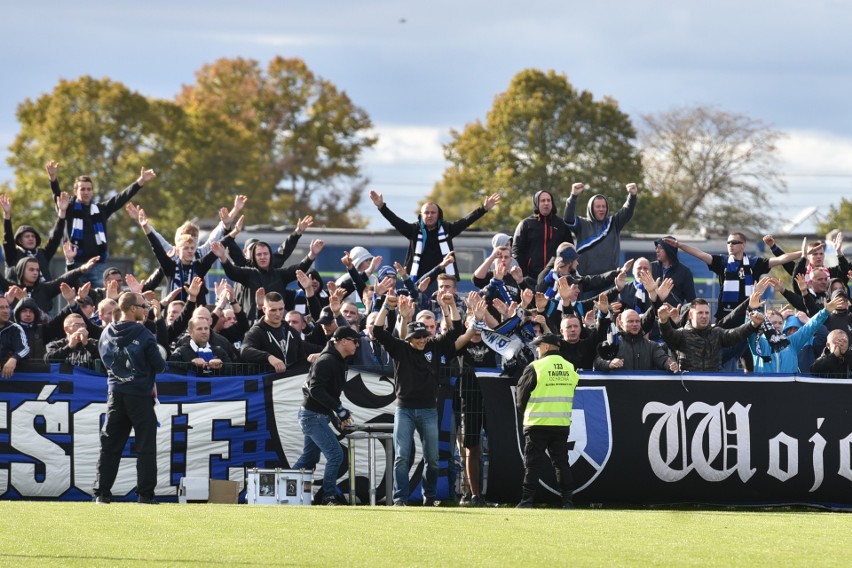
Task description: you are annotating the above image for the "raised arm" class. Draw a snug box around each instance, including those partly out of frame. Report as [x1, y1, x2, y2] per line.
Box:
[662, 237, 712, 266]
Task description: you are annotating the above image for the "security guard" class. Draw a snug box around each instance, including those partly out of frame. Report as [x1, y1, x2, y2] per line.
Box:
[516, 333, 579, 509]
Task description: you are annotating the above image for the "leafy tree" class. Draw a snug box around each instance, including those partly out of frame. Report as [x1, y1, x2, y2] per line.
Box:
[639, 106, 786, 233]
[817, 198, 852, 235]
[5, 58, 377, 274]
[6, 76, 178, 272]
[428, 69, 644, 233]
[175, 57, 377, 228]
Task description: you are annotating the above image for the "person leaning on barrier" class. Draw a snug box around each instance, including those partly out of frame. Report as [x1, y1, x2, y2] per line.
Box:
[594, 309, 678, 373]
[169, 316, 232, 375]
[516, 333, 579, 509]
[0, 295, 29, 379]
[810, 329, 852, 378]
[44, 313, 101, 367]
[292, 326, 361, 505]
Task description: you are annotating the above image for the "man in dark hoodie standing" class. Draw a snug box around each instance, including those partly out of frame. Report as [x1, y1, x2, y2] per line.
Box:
[1, 191, 69, 282]
[564, 182, 638, 276]
[369, 189, 500, 285]
[95, 292, 166, 504]
[651, 236, 696, 307]
[512, 189, 574, 285]
[293, 326, 361, 505]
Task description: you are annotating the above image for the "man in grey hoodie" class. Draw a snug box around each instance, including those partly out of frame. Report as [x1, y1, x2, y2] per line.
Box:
[564, 182, 638, 276]
[94, 292, 166, 504]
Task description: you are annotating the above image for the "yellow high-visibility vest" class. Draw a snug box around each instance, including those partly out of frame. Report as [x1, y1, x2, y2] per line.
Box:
[523, 356, 579, 427]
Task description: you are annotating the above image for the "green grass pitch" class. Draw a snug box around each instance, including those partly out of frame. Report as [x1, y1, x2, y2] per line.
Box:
[1, 502, 850, 566]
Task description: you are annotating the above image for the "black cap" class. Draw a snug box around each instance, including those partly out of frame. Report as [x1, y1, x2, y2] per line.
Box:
[831, 289, 848, 301]
[103, 267, 122, 281]
[78, 296, 95, 307]
[531, 333, 561, 347]
[333, 327, 361, 342]
[316, 307, 335, 325]
[405, 321, 430, 340]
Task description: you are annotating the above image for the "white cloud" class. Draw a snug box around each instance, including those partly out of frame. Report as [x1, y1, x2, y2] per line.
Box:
[192, 32, 336, 48]
[365, 125, 447, 165]
[777, 129, 852, 174]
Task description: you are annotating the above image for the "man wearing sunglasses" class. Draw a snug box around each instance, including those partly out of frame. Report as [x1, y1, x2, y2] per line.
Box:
[663, 233, 801, 321]
[94, 292, 165, 505]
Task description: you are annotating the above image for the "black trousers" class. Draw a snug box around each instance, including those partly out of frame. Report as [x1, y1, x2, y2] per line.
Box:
[520, 427, 574, 505]
[94, 391, 158, 499]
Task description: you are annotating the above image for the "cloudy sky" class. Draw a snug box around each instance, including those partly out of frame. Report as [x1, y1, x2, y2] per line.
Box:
[2, 0, 852, 233]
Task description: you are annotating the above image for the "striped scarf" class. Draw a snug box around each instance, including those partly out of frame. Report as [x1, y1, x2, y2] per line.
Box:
[190, 339, 215, 362]
[721, 255, 753, 308]
[410, 221, 453, 279]
[575, 216, 613, 255]
[70, 202, 108, 261]
[173, 261, 195, 301]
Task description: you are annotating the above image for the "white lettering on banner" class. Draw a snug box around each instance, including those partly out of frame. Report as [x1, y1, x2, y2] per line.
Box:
[155, 404, 180, 495]
[73, 403, 106, 497]
[184, 401, 246, 486]
[839, 433, 852, 483]
[10, 397, 71, 497]
[809, 418, 826, 492]
[767, 433, 798, 481]
[642, 401, 755, 483]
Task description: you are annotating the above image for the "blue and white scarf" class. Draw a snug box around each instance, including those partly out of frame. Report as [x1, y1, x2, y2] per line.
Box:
[721, 255, 753, 307]
[70, 202, 108, 261]
[190, 340, 215, 362]
[575, 217, 613, 255]
[410, 221, 453, 279]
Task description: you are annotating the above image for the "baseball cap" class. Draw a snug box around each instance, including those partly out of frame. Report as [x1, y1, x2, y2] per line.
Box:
[531, 333, 561, 347]
[333, 327, 361, 342]
[316, 307, 335, 325]
[405, 321, 430, 340]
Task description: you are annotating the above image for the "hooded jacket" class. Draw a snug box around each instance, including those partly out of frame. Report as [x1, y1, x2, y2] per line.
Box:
[240, 318, 321, 374]
[594, 329, 671, 372]
[564, 192, 636, 276]
[219, 235, 315, 321]
[650, 237, 697, 307]
[12, 298, 55, 361]
[301, 342, 349, 416]
[4, 219, 65, 282]
[378, 201, 488, 278]
[512, 191, 574, 279]
[748, 308, 829, 374]
[0, 318, 29, 364]
[98, 320, 165, 395]
[14, 257, 87, 314]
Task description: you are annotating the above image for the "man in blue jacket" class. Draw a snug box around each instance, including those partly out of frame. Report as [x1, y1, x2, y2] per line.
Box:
[95, 292, 165, 504]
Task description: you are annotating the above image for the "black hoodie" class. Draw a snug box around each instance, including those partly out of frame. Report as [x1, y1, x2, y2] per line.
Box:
[98, 320, 165, 395]
[512, 190, 573, 279]
[14, 257, 86, 314]
[4, 218, 65, 282]
[650, 236, 697, 307]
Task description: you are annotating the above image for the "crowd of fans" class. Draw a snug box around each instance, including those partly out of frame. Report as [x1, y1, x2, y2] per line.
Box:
[0, 164, 849, 383]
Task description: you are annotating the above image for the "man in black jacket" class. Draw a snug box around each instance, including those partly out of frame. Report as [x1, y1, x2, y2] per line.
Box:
[45, 313, 101, 367]
[810, 329, 852, 378]
[512, 190, 574, 284]
[240, 292, 321, 375]
[372, 292, 469, 506]
[292, 326, 361, 505]
[369, 189, 500, 284]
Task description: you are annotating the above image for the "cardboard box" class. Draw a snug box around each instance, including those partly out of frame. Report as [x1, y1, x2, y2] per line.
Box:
[178, 477, 239, 504]
[208, 479, 239, 504]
